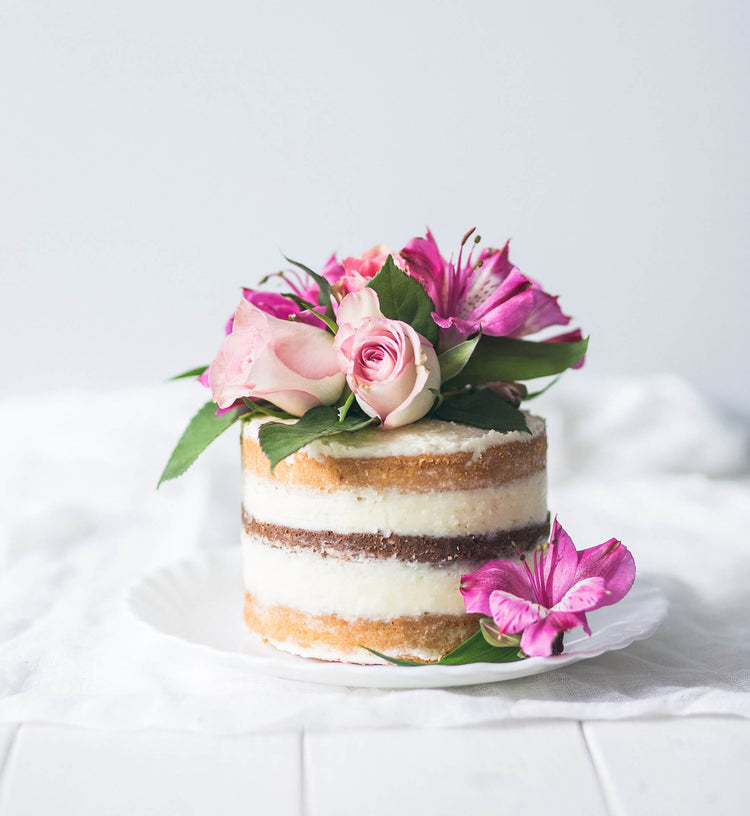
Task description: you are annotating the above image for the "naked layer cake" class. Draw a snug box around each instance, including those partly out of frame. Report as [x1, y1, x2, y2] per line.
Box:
[241, 416, 549, 663]
[160, 228, 591, 664]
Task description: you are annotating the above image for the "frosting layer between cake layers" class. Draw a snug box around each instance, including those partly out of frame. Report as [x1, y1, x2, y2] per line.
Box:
[241, 416, 549, 664]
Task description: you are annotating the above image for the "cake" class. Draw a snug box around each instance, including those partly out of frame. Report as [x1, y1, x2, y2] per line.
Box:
[160, 228, 590, 664]
[240, 415, 549, 663]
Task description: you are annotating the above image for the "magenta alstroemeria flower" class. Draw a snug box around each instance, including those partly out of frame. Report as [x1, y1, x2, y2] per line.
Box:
[401, 230, 573, 350]
[460, 519, 636, 657]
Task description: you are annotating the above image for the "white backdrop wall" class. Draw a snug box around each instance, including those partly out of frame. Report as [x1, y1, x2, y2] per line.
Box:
[1, 1, 748, 412]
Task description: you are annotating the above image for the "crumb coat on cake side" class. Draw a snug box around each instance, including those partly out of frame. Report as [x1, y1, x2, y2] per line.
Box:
[240, 415, 549, 663]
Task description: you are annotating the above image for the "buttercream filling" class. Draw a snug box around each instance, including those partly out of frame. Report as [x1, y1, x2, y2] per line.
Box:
[242, 531, 470, 618]
[242, 471, 547, 536]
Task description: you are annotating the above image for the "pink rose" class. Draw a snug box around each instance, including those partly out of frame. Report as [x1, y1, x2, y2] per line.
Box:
[208, 300, 345, 415]
[334, 245, 409, 299]
[334, 289, 440, 428]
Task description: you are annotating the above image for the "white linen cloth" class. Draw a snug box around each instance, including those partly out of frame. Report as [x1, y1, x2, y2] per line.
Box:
[0, 375, 748, 733]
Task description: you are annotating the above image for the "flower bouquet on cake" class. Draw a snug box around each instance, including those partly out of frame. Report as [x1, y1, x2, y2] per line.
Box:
[160, 229, 635, 665]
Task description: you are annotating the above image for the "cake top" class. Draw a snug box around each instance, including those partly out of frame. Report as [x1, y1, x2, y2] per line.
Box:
[243, 414, 546, 460]
[160, 228, 586, 483]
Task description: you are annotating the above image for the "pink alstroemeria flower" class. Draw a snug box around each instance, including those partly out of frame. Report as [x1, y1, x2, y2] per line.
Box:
[401, 230, 573, 351]
[461, 519, 636, 657]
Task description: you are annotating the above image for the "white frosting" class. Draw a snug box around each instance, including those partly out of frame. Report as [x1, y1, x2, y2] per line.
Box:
[242, 471, 547, 536]
[242, 532, 467, 618]
[243, 414, 545, 461]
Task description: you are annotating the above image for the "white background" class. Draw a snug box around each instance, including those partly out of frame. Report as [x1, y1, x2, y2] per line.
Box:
[1, 0, 748, 413]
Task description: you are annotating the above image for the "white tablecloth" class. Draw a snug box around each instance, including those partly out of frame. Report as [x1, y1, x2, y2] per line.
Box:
[0, 375, 748, 732]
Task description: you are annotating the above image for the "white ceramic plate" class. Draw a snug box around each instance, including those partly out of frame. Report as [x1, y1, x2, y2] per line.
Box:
[126, 548, 668, 689]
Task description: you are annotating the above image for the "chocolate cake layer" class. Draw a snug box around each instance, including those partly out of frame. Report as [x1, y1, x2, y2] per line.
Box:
[241, 431, 546, 493]
[243, 511, 550, 563]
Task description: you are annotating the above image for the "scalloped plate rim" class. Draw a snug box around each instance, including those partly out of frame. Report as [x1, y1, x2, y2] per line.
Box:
[125, 548, 668, 689]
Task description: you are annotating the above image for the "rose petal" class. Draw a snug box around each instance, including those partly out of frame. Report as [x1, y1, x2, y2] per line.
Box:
[336, 288, 384, 330]
[208, 300, 345, 415]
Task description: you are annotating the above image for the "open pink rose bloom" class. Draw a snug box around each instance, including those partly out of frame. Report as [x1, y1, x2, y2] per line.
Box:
[461, 519, 636, 657]
[334, 289, 440, 428]
[208, 299, 345, 416]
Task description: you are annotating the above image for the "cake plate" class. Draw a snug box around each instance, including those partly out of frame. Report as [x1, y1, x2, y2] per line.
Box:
[126, 548, 668, 689]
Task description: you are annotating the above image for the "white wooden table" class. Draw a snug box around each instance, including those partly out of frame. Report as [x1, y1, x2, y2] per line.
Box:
[1, 718, 747, 814]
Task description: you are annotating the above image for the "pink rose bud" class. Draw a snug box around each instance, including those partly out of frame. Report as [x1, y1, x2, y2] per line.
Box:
[208, 300, 345, 416]
[334, 290, 440, 428]
[334, 245, 408, 299]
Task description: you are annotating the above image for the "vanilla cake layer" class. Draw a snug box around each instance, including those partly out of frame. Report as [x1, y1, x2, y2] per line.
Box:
[242, 416, 546, 494]
[242, 470, 547, 536]
[242, 530, 469, 618]
[240, 415, 548, 663]
[244, 593, 481, 664]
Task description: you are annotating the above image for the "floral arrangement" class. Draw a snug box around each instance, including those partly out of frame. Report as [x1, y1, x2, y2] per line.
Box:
[159, 229, 634, 663]
[159, 228, 588, 482]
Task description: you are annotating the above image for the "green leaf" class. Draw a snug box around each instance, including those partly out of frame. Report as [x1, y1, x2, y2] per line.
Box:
[281, 293, 338, 333]
[169, 365, 208, 381]
[479, 617, 523, 648]
[258, 406, 376, 470]
[437, 334, 481, 383]
[367, 256, 439, 345]
[434, 388, 530, 434]
[242, 399, 295, 419]
[437, 630, 526, 665]
[356, 645, 426, 666]
[358, 630, 526, 666]
[446, 335, 589, 387]
[525, 375, 562, 401]
[282, 253, 332, 308]
[158, 401, 245, 487]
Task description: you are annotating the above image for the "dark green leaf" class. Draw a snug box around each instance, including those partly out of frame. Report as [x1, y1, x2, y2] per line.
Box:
[282, 253, 332, 308]
[358, 630, 526, 666]
[281, 293, 338, 333]
[258, 406, 376, 470]
[437, 630, 526, 665]
[242, 399, 295, 419]
[367, 256, 439, 345]
[437, 334, 481, 383]
[435, 389, 530, 434]
[357, 645, 426, 666]
[525, 375, 562, 401]
[169, 365, 208, 381]
[446, 335, 589, 387]
[158, 401, 245, 487]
